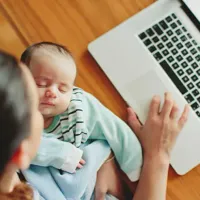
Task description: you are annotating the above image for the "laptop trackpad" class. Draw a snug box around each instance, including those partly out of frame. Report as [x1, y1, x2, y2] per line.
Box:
[126, 70, 168, 122]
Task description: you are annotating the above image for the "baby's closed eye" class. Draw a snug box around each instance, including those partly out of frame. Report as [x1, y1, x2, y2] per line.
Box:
[59, 85, 68, 93]
[36, 80, 47, 87]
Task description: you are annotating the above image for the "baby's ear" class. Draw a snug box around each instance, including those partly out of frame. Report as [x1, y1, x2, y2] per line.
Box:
[11, 140, 30, 170]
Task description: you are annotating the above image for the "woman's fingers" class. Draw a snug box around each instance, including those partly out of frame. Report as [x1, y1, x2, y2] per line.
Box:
[148, 95, 161, 118]
[178, 104, 190, 128]
[127, 107, 142, 136]
[170, 102, 179, 119]
[161, 93, 174, 119]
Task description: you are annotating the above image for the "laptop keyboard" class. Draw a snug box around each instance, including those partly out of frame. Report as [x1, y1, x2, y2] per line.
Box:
[138, 13, 200, 118]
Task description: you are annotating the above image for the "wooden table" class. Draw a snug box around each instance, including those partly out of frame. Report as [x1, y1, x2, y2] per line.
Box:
[0, 0, 200, 199]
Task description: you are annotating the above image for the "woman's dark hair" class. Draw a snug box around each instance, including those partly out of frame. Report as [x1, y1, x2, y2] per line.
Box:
[0, 51, 30, 173]
[20, 41, 73, 66]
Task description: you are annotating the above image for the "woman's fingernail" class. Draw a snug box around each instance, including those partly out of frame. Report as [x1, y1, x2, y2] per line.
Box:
[153, 95, 159, 101]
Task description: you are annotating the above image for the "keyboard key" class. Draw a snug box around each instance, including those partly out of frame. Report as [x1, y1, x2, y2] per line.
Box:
[172, 36, 178, 43]
[167, 30, 173, 36]
[152, 36, 159, 43]
[197, 97, 200, 103]
[167, 56, 174, 63]
[185, 41, 192, 48]
[191, 62, 199, 69]
[185, 93, 194, 103]
[154, 52, 163, 61]
[191, 75, 198, 82]
[191, 102, 199, 111]
[176, 55, 183, 62]
[159, 20, 168, 30]
[192, 40, 197, 46]
[171, 22, 177, 29]
[172, 13, 177, 19]
[157, 43, 164, 50]
[197, 69, 200, 76]
[171, 48, 178, 55]
[186, 68, 193, 75]
[180, 35, 187, 42]
[192, 89, 199, 96]
[144, 39, 152, 46]
[175, 29, 182, 36]
[139, 32, 147, 40]
[191, 48, 197, 55]
[186, 56, 193, 63]
[146, 28, 155, 36]
[181, 49, 188, 56]
[166, 16, 173, 22]
[197, 81, 200, 88]
[172, 62, 179, 69]
[187, 82, 195, 89]
[160, 60, 187, 94]
[196, 111, 200, 117]
[198, 46, 200, 52]
[177, 20, 182, 25]
[166, 42, 173, 49]
[161, 35, 168, 42]
[148, 45, 157, 53]
[177, 43, 184, 49]
[195, 55, 200, 62]
[182, 76, 189, 83]
[177, 69, 184, 76]
[162, 49, 169, 56]
[187, 33, 192, 39]
[181, 61, 188, 68]
[153, 24, 163, 35]
[182, 27, 187, 32]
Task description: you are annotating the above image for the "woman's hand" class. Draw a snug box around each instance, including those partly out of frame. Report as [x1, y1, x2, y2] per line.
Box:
[95, 153, 129, 200]
[127, 92, 189, 163]
[127, 93, 189, 200]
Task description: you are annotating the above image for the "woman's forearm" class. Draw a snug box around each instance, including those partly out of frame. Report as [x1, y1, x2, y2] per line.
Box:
[133, 155, 169, 200]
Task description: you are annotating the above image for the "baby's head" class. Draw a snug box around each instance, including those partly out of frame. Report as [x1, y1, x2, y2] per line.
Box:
[21, 42, 77, 119]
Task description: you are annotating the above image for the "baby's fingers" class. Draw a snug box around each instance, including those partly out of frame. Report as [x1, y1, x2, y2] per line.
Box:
[80, 159, 86, 165]
[77, 163, 83, 169]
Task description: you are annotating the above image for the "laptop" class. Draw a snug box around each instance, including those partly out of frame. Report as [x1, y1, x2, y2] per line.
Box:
[88, 0, 200, 175]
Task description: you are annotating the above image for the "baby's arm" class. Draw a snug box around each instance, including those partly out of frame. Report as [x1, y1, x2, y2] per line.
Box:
[31, 137, 84, 173]
[83, 92, 143, 182]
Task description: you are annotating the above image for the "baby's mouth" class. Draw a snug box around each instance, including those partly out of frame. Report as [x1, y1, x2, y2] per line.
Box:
[40, 100, 55, 106]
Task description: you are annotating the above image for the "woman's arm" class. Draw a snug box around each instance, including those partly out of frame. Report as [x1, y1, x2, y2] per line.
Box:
[128, 93, 189, 200]
[133, 155, 169, 200]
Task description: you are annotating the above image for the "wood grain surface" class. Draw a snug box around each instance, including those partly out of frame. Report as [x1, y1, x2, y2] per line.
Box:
[0, 0, 200, 199]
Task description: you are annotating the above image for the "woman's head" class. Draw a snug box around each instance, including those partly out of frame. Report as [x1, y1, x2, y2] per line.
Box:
[0, 51, 43, 174]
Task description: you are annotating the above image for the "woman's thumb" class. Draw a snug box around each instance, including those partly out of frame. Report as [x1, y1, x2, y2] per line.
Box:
[127, 107, 142, 136]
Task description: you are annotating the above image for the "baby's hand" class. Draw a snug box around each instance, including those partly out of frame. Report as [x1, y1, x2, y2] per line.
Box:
[77, 158, 86, 169]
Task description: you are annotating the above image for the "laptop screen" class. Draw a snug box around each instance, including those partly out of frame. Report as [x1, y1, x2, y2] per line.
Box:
[182, 0, 200, 23]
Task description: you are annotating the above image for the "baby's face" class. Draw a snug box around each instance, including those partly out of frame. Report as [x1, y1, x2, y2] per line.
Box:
[29, 55, 77, 118]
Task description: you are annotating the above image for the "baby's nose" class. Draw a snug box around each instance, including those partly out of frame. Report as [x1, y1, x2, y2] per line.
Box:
[45, 89, 57, 98]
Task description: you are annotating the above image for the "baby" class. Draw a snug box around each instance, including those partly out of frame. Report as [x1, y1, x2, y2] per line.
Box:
[21, 42, 142, 199]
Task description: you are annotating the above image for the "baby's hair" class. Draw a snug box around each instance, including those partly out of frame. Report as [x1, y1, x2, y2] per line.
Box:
[20, 41, 74, 66]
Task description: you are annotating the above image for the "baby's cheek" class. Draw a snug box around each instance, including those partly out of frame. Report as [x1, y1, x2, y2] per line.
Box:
[60, 94, 71, 109]
[37, 88, 46, 100]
